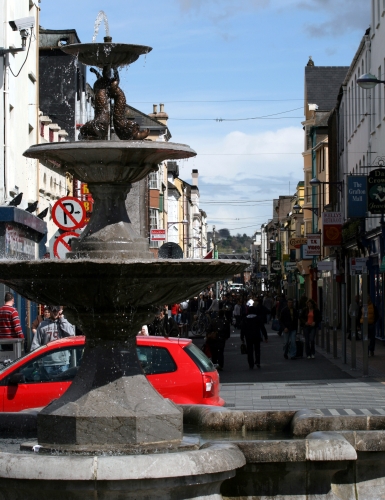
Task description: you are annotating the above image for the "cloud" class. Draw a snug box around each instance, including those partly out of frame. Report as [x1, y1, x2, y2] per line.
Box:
[176, 0, 270, 21]
[182, 126, 303, 234]
[298, 0, 369, 37]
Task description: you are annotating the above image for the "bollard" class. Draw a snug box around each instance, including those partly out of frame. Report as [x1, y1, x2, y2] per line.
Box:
[333, 327, 338, 358]
[351, 275, 356, 370]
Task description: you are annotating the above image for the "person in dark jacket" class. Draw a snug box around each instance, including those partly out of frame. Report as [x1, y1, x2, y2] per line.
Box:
[206, 309, 231, 370]
[279, 298, 298, 360]
[147, 308, 179, 337]
[240, 306, 268, 369]
[300, 299, 321, 358]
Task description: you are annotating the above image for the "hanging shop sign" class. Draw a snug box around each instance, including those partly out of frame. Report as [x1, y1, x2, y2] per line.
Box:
[317, 261, 333, 271]
[347, 176, 367, 218]
[306, 233, 321, 256]
[289, 237, 307, 249]
[285, 262, 297, 272]
[322, 212, 343, 246]
[367, 168, 385, 214]
[350, 257, 367, 275]
[271, 260, 282, 271]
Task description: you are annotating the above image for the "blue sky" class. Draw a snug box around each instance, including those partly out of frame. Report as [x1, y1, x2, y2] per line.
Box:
[39, 0, 369, 236]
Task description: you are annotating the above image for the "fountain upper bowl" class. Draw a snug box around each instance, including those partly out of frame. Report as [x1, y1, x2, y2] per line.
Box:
[23, 141, 196, 184]
[61, 42, 152, 68]
[0, 259, 249, 310]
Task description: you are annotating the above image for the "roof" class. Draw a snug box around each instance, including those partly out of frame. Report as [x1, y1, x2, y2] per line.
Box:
[39, 29, 81, 49]
[126, 105, 171, 139]
[305, 66, 349, 111]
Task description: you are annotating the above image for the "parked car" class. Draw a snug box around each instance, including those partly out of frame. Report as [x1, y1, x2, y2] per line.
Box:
[0, 336, 224, 412]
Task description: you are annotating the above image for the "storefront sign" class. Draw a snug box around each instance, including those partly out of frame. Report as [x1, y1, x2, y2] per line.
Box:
[347, 176, 367, 218]
[289, 237, 307, 249]
[322, 212, 343, 246]
[285, 262, 297, 271]
[271, 260, 281, 271]
[368, 168, 385, 214]
[306, 233, 321, 256]
[350, 257, 367, 275]
[150, 229, 166, 241]
[5, 224, 35, 260]
[317, 261, 333, 271]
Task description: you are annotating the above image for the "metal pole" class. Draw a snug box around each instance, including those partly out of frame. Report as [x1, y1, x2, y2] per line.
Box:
[333, 278, 338, 358]
[351, 273, 356, 370]
[326, 278, 330, 353]
[341, 282, 347, 364]
[362, 269, 369, 377]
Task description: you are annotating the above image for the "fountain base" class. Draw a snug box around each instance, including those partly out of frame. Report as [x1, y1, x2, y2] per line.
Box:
[0, 443, 245, 500]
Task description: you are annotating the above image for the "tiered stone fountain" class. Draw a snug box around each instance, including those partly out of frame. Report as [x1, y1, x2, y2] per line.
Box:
[0, 23, 246, 500]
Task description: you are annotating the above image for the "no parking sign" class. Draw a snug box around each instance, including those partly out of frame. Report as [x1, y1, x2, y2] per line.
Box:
[53, 231, 79, 259]
[52, 197, 87, 231]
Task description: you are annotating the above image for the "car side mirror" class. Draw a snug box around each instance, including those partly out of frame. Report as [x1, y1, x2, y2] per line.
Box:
[8, 373, 26, 385]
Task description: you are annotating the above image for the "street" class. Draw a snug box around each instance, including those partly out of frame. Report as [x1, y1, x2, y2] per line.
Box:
[192, 324, 385, 413]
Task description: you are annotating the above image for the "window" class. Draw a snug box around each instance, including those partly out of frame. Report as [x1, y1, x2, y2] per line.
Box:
[184, 343, 215, 373]
[149, 208, 159, 248]
[148, 171, 159, 190]
[3, 347, 84, 384]
[136, 346, 177, 375]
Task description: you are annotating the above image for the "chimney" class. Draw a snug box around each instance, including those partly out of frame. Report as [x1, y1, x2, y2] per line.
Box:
[192, 169, 198, 187]
[153, 104, 158, 114]
[156, 103, 169, 125]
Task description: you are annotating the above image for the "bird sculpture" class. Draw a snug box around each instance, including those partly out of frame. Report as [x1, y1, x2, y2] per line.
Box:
[8, 193, 23, 207]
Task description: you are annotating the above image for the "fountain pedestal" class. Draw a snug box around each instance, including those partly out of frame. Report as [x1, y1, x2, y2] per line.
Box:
[37, 311, 183, 451]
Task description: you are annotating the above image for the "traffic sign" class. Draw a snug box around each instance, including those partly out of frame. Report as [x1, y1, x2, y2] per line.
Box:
[53, 231, 79, 259]
[272, 260, 281, 271]
[52, 197, 87, 231]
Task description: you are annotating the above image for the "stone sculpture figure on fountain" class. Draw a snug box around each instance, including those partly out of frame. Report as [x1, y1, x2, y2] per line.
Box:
[79, 63, 149, 141]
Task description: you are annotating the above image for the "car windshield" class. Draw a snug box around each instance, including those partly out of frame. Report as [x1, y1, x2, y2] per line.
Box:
[184, 343, 215, 373]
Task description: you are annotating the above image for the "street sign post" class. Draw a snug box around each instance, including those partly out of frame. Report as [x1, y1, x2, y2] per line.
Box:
[52, 197, 87, 231]
[53, 231, 80, 259]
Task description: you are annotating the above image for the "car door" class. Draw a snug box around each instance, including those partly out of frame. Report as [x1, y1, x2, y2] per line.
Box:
[1, 345, 84, 412]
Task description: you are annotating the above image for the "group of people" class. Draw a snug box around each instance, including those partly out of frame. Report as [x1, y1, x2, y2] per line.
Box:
[0, 293, 75, 374]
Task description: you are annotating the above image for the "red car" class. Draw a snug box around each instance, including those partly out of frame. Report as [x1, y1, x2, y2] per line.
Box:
[0, 336, 224, 412]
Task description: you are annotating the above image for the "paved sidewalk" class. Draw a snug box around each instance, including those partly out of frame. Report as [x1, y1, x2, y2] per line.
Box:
[313, 326, 385, 379]
[191, 322, 385, 412]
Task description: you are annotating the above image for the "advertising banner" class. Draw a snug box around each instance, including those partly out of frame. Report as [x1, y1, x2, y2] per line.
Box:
[322, 212, 343, 246]
[306, 233, 321, 256]
[347, 176, 367, 218]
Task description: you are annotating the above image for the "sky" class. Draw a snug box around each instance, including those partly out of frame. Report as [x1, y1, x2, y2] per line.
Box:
[39, 0, 370, 236]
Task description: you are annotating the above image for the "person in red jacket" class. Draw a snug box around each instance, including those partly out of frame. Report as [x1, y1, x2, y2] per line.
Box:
[0, 292, 23, 351]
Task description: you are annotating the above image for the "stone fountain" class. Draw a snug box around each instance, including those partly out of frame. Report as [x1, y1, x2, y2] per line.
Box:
[0, 18, 246, 499]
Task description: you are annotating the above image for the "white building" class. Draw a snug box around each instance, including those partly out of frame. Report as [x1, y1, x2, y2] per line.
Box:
[0, 0, 40, 207]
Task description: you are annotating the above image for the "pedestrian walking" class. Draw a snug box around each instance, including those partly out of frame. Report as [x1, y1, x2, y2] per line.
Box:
[263, 292, 274, 323]
[30, 305, 75, 374]
[0, 292, 24, 351]
[240, 306, 268, 369]
[359, 296, 379, 356]
[279, 298, 298, 360]
[31, 305, 51, 336]
[300, 299, 321, 359]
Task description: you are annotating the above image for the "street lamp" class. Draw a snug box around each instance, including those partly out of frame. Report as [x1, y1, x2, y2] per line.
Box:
[293, 203, 319, 217]
[357, 73, 385, 89]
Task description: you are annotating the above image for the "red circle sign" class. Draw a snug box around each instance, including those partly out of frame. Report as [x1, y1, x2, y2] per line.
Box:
[52, 197, 87, 231]
[53, 232, 79, 259]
